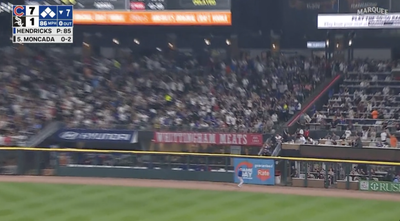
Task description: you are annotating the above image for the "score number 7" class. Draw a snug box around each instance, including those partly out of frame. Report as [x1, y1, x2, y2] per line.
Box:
[66, 9, 70, 17]
[29, 6, 35, 15]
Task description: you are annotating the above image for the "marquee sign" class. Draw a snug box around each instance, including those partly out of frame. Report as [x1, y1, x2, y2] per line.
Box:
[317, 6, 400, 29]
[357, 6, 388, 14]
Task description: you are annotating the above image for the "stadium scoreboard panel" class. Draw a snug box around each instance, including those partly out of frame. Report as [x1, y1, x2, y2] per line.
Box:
[25, 0, 231, 25]
[12, 5, 73, 43]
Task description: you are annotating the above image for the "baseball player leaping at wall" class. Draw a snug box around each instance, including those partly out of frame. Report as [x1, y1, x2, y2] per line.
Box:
[237, 168, 244, 187]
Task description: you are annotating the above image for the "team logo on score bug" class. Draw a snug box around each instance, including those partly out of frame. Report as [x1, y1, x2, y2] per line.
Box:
[235, 161, 253, 180]
[130, 2, 145, 10]
[13, 5, 26, 27]
[13, 5, 25, 16]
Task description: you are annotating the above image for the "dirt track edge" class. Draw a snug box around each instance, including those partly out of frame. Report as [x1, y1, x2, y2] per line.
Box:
[0, 176, 398, 201]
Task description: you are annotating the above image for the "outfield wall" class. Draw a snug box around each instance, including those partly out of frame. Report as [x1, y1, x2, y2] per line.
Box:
[57, 166, 233, 182]
[0, 147, 399, 193]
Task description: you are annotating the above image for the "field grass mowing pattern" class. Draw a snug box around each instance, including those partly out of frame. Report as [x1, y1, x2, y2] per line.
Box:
[0, 183, 398, 221]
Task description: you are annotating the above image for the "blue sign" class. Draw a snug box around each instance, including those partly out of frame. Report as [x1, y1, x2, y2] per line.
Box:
[56, 129, 138, 143]
[233, 158, 275, 185]
[57, 5, 73, 20]
[39, 5, 58, 19]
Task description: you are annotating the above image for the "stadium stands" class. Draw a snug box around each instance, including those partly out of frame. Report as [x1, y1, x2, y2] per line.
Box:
[0, 47, 328, 146]
[294, 60, 400, 148]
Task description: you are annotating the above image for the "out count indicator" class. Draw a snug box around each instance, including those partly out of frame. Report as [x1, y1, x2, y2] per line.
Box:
[58, 20, 73, 27]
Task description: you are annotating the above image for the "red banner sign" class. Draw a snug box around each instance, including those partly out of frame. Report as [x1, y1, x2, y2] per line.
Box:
[154, 132, 263, 146]
[73, 11, 231, 25]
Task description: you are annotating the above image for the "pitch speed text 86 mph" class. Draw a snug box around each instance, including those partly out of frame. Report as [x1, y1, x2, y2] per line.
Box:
[39, 20, 73, 27]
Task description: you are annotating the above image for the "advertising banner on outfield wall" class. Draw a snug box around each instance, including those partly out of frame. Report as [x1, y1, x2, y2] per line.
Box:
[56, 129, 138, 143]
[359, 180, 400, 193]
[154, 132, 263, 146]
[233, 158, 275, 185]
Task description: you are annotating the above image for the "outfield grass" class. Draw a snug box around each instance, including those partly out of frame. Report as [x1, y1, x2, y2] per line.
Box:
[0, 183, 398, 221]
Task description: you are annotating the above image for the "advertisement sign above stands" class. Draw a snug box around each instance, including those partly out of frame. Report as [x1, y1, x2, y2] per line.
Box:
[25, 0, 232, 25]
[56, 129, 138, 143]
[318, 6, 400, 29]
[154, 132, 263, 146]
[307, 41, 326, 48]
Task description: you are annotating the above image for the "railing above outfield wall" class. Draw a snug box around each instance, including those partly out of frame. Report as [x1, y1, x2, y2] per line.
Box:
[0, 147, 399, 193]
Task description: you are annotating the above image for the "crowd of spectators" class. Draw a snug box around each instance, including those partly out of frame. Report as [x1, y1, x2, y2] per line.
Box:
[0, 46, 330, 145]
[287, 121, 399, 148]
[290, 59, 400, 148]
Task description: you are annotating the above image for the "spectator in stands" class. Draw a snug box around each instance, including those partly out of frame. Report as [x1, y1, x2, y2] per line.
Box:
[303, 128, 310, 139]
[380, 129, 388, 144]
[350, 167, 360, 181]
[396, 123, 400, 132]
[298, 134, 307, 144]
[361, 127, 370, 140]
[0, 48, 331, 145]
[343, 128, 352, 139]
[353, 135, 363, 148]
[259, 142, 272, 156]
[389, 132, 398, 148]
[371, 109, 379, 119]
[370, 127, 377, 141]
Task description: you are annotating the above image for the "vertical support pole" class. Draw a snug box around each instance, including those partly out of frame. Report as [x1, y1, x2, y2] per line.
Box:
[345, 163, 350, 190]
[186, 155, 190, 170]
[325, 163, 329, 188]
[304, 162, 308, 187]
[148, 154, 153, 169]
[17, 150, 24, 175]
[335, 163, 339, 183]
[35, 151, 42, 175]
[225, 156, 229, 171]
[367, 164, 371, 180]
[168, 154, 171, 170]
[131, 152, 136, 167]
[282, 159, 287, 186]
[205, 155, 209, 171]
[55, 151, 60, 176]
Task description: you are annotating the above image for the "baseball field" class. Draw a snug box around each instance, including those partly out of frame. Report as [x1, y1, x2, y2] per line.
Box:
[0, 176, 399, 221]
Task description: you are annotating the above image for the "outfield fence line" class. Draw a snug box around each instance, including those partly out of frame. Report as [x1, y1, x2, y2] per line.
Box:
[0, 147, 399, 166]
